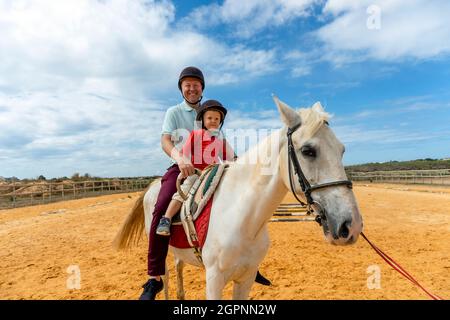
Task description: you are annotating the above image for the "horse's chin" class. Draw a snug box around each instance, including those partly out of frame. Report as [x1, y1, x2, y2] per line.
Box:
[325, 233, 358, 246]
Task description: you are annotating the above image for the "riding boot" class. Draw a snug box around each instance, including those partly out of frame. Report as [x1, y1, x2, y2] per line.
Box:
[139, 278, 163, 300]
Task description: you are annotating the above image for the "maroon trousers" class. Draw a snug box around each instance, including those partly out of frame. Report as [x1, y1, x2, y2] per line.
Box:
[147, 164, 180, 276]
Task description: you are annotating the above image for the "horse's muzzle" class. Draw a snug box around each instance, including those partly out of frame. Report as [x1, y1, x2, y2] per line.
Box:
[324, 216, 361, 245]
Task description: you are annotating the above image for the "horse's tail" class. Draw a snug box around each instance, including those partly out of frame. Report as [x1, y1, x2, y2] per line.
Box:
[112, 181, 154, 250]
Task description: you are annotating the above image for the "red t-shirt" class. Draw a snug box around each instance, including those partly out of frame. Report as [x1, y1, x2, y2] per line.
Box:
[182, 129, 232, 170]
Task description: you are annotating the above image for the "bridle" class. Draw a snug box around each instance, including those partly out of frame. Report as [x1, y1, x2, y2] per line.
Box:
[286, 122, 353, 226]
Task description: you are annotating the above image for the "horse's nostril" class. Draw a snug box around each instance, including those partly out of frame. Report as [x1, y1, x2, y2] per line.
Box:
[338, 220, 351, 239]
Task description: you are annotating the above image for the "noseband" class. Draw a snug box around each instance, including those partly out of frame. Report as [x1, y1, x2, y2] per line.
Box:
[286, 123, 353, 226]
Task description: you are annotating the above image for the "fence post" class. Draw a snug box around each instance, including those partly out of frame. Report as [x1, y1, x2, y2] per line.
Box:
[13, 182, 16, 208]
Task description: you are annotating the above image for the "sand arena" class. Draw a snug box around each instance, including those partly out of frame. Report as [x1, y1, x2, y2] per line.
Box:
[0, 183, 448, 300]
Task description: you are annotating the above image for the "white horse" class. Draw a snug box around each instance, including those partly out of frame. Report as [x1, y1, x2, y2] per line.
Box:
[114, 97, 363, 300]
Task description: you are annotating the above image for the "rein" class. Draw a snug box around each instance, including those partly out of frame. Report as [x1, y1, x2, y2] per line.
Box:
[361, 233, 443, 300]
[286, 123, 444, 300]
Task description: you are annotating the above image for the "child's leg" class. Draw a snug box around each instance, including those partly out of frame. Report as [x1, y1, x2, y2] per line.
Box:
[156, 198, 182, 236]
[164, 199, 182, 220]
[156, 174, 198, 237]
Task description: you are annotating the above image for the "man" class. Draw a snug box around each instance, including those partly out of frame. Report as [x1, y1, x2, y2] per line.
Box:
[140, 66, 271, 300]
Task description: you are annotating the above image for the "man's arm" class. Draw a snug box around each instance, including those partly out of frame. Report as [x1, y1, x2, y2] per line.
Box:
[161, 134, 195, 178]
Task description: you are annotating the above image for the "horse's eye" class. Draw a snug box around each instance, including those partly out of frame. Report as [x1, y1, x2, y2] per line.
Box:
[301, 146, 316, 158]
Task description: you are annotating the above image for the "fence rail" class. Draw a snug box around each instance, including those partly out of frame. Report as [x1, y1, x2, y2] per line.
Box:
[347, 169, 450, 186]
[0, 179, 155, 210]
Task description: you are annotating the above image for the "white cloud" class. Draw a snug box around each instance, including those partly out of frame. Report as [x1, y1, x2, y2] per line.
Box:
[0, 0, 277, 95]
[0, 91, 168, 178]
[334, 124, 450, 146]
[185, 0, 319, 38]
[317, 0, 450, 64]
[291, 65, 312, 77]
[226, 109, 282, 131]
[0, 0, 280, 178]
[282, 50, 317, 78]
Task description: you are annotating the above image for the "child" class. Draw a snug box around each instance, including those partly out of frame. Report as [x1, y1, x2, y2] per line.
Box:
[156, 99, 235, 236]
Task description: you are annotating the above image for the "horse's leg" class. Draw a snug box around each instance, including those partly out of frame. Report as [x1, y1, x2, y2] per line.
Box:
[205, 267, 226, 300]
[232, 270, 257, 300]
[175, 258, 185, 300]
[162, 262, 169, 300]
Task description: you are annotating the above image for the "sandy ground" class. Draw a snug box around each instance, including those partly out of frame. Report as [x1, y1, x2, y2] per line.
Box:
[0, 183, 449, 300]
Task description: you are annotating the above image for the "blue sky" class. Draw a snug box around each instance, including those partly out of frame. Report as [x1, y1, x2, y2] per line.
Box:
[1, 0, 450, 179]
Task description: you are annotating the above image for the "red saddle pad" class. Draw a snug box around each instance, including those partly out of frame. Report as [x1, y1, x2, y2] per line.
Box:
[169, 196, 214, 249]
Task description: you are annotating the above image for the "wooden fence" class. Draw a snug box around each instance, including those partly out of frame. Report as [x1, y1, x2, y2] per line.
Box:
[0, 179, 155, 210]
[347, 169, 450, 186]
[2, 169, 449, 210]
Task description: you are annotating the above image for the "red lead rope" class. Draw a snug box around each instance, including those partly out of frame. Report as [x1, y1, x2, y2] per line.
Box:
[361, 232, 444, 300]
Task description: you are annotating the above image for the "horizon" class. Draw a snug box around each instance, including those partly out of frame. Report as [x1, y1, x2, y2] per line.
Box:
[1, 1, 450, 179]
[1, 157, 450, 180]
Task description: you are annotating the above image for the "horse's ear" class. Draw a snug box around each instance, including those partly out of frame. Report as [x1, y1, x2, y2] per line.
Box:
[272, 95, 301, 128]
[312, 101, 324, 112]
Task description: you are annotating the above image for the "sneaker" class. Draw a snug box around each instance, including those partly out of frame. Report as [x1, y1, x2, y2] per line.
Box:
[156, 217, 171, 236]
[139, 278, 163, 300]
[255, 270, 272, 286]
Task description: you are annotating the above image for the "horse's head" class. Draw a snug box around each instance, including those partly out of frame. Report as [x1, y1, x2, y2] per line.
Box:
[274, 96, 363, 245]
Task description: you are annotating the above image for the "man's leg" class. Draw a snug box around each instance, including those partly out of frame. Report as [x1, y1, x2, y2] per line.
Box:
[140, 164, 180, 300]
[255, 270, 272, 286]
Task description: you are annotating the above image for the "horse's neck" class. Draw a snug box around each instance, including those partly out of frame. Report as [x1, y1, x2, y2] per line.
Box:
[221, 129, 288, 239]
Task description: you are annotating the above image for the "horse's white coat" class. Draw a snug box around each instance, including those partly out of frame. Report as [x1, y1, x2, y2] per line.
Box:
[143, 97, 363, 299]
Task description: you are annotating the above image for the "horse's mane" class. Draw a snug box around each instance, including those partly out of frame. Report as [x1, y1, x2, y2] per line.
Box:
[297, 103, 330, 141]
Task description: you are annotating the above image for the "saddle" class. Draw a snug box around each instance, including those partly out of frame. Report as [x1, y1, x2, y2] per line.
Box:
[169, 164, 228, 263]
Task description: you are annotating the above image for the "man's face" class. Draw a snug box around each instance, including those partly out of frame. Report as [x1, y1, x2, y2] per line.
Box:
[181, 77, 203, 104]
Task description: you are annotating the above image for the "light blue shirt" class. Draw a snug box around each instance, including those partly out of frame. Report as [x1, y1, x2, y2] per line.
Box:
[161, 101, 200, 161]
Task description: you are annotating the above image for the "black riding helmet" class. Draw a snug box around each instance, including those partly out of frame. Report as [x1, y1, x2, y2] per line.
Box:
[196, 99, 228, 129]
[178, 66, 205, 91]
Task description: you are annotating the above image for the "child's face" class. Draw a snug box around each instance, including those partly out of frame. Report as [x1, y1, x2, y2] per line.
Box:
[203, 110, 222, 130]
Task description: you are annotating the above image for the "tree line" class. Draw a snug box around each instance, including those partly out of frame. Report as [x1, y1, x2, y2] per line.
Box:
[345, 158, 450, 172]
[0, 173, 160, 183]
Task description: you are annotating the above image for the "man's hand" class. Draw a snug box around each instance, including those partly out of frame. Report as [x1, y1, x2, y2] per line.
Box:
[177, 157, 195, 178]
